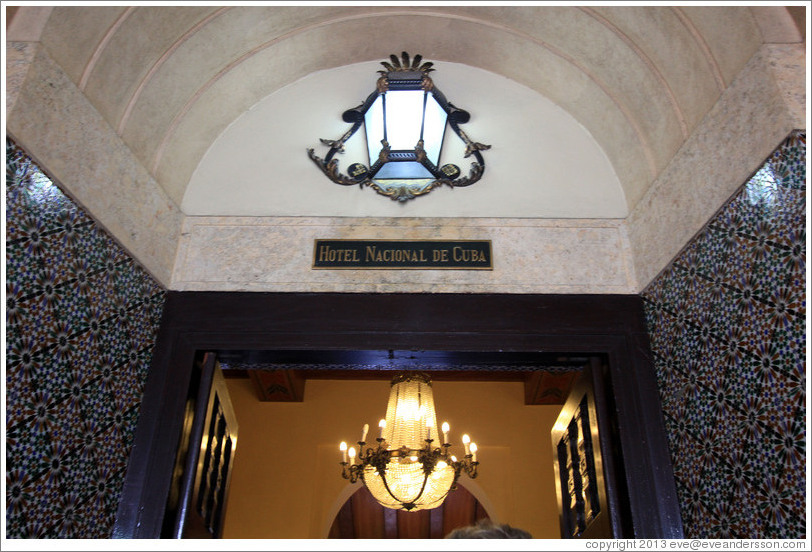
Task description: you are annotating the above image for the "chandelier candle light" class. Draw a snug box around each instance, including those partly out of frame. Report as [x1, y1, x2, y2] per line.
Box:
[338, 373, 479, 511]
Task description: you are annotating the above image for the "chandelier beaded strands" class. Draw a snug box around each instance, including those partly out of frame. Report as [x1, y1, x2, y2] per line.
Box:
[338, 372, 479, 511]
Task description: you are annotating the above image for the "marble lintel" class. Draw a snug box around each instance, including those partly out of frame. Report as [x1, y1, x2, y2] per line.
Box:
[172, 216, 635, 294]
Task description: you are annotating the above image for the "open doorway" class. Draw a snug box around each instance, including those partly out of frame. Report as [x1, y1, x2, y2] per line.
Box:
[216, 369, 570, 538]
[113, 292, 682, 539]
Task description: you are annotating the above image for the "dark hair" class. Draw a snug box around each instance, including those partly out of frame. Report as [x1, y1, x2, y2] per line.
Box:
[445, 518, 532, 539]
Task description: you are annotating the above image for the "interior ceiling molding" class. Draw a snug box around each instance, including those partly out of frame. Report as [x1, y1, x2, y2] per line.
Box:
[116, 7, 230, 135]
[219, 363, 581, 374]
[581, 6, 689, 139]
[214, 348, 590, 370]
[78, 7, 135, 91]
[216, 349, 588, 405]
[669, 7, 726, 93]
[227, 368, 582, 405]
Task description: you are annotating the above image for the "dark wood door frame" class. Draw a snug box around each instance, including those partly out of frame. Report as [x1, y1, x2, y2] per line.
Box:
[112, 292, 683, 539]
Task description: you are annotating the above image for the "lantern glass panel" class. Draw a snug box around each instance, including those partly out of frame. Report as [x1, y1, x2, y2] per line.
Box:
[364, 95, 384, 163]
[375, 161, 433, 180]
[421, 93, 448, 165]
[383, 90, 425, 150]
[363, 90, 449, 180]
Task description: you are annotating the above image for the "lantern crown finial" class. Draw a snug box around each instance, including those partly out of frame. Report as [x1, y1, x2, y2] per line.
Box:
[378, 52, 435, 75]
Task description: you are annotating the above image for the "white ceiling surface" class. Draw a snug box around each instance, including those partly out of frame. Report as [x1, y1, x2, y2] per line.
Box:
[188, 61, 627, 218]
[21, 5, 798, 219]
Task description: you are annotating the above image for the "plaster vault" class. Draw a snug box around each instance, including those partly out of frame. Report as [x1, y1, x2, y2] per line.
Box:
[5, 5, 806, 293]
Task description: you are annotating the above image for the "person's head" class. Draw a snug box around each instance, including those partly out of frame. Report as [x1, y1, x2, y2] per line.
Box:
[445, 518, 532, 539]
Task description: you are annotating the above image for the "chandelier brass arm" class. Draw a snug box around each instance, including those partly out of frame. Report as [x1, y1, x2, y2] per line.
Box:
[340, 436, 479, 511]
[338, 373, 480, 512]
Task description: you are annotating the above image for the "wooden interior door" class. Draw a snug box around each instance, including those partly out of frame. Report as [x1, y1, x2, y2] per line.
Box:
[170, 353, 239, 538]
[551, 359, 622, 538]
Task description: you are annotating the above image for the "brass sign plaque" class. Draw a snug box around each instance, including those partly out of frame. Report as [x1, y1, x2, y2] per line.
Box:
[313, 240, 492, 270]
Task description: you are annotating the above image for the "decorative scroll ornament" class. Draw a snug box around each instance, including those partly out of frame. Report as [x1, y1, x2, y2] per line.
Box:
[307, 52, 491, 202]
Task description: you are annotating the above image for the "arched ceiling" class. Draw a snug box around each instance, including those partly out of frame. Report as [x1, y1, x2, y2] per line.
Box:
[9, 5, 802, 218]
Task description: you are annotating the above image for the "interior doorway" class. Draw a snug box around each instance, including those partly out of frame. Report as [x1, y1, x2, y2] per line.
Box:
[157, 351, 625, 538]
[113, 292, 683, 539]
[215, 358, 575, 539]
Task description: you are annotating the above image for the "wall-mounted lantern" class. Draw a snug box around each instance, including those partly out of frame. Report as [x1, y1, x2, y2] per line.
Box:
[307, 52, 490, 202]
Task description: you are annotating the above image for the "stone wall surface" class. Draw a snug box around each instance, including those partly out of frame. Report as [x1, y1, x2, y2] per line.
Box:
[172, 216, 636, 294]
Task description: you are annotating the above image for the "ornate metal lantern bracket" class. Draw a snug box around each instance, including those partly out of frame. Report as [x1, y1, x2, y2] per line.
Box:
[307, 52, 491, 202]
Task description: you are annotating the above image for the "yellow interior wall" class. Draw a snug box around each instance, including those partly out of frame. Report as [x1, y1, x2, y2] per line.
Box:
[221, 377, 563, 539]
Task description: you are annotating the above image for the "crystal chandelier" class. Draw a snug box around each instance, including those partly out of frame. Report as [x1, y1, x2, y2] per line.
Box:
[338, 372, 479, 511]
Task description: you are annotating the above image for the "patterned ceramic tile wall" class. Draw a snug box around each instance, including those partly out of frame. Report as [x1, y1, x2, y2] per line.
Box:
[642, 131, 806, 538]
[5, 139, 166, 538]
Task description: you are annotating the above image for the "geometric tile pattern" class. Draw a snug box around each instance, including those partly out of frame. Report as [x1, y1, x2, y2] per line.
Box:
[642, 131, 806, 538]
[5, 139, 166, 538]
[4, 127, 804, 539]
